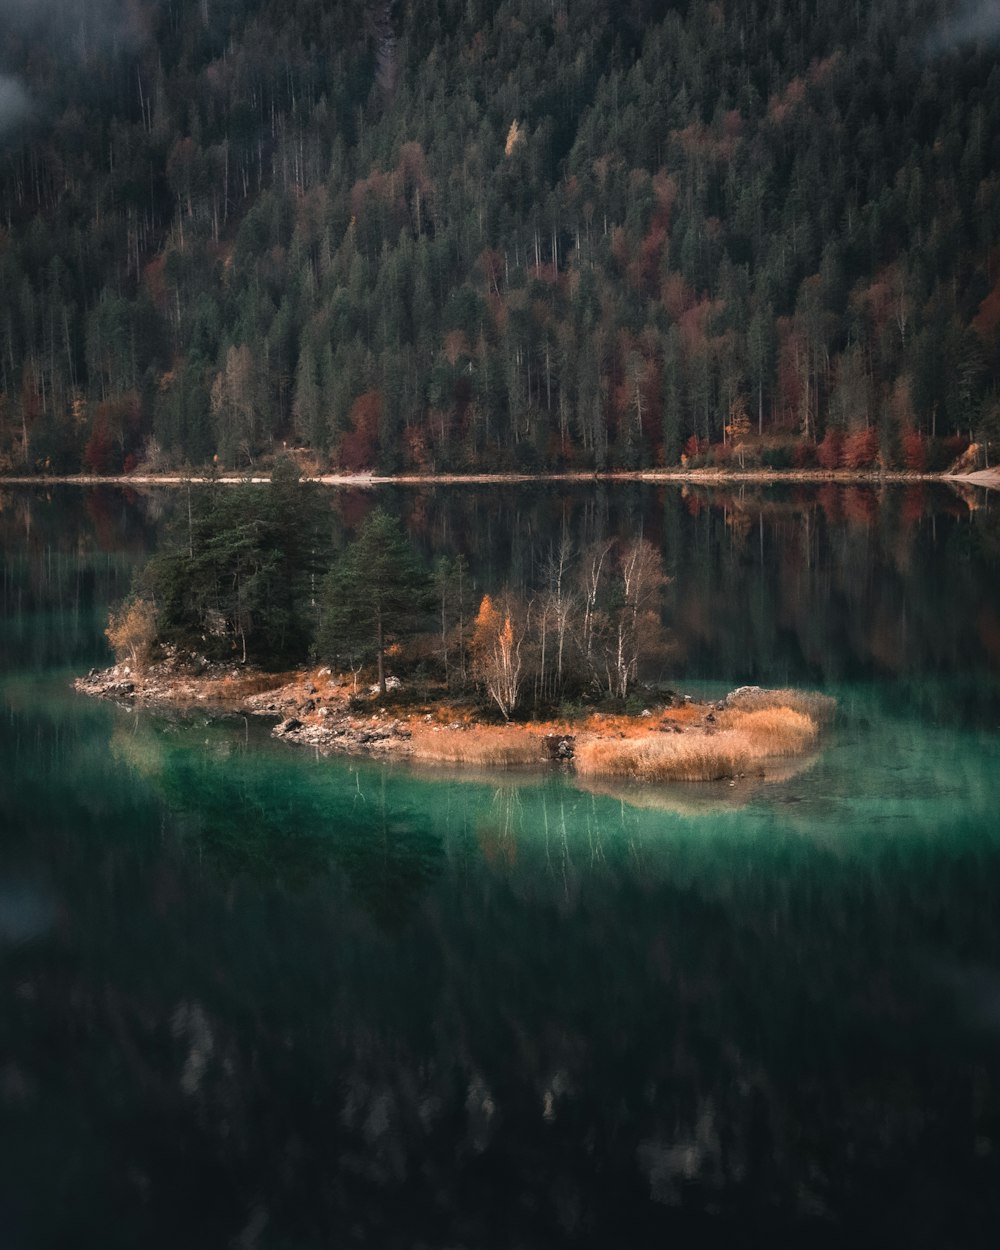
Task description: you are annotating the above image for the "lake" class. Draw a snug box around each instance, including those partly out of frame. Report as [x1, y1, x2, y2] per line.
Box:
[1, 481, 999, 1248]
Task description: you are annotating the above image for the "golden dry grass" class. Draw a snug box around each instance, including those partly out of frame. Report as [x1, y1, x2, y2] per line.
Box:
[410, 725, 545, 768]
[574, 733, 746, 782]
[215, 669, 301, 698]
[721, 686, 837, 723]
[713, 706, 820, 749]
[574, 705, 820, 782]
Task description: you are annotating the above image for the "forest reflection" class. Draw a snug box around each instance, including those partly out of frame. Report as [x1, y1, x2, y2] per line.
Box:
[3, 482, 998, 692]
[2, 483, 1000, 1245]
[4, 694, 1000, 1246]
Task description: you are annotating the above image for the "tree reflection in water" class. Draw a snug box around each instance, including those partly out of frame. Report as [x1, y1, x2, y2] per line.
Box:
[1, 484, 999, 1246]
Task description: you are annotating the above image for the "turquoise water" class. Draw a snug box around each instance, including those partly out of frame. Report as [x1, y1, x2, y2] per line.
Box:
[2, 485, 1000, 1247]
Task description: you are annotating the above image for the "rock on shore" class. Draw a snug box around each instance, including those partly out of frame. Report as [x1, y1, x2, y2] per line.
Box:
[74, 661, 419, 757]
[272, 713, 413, 755]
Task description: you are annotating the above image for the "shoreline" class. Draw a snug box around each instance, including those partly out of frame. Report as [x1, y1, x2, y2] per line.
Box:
[2, 467, 998, 489]
[73, 662, 834, 785]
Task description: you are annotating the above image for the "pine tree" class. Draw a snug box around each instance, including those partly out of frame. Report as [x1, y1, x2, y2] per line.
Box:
[318, 508, 431, 696]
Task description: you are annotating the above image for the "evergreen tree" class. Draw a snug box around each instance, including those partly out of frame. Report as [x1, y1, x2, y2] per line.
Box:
[3, 0, 1000, 474]
[140, 459, 328, 665]
[318, 508, 431, 695]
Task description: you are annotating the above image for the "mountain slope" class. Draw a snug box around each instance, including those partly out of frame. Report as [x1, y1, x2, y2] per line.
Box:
[1, 0, 999, 473]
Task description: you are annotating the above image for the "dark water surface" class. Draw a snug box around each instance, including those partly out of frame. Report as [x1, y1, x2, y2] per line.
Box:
[2, 483, 1000, 1248]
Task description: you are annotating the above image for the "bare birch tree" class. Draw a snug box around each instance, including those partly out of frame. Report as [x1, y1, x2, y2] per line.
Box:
[470, 593, 526, 720]
[579, 538, 669, 700]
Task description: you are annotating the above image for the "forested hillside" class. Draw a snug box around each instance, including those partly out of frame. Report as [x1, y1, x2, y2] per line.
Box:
[2, 0, 1000, 475]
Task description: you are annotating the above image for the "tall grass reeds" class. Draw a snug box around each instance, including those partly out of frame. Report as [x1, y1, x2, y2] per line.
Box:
[574, 705, 820, 782]
[721, 686, 837, 723]
[410, 726, 544, 768]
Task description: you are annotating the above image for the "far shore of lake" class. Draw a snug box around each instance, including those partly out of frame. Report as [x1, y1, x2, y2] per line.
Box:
[2, 466, 998, 490]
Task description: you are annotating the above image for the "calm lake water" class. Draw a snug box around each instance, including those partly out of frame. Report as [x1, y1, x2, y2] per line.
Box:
[2, 482, 999, 1248]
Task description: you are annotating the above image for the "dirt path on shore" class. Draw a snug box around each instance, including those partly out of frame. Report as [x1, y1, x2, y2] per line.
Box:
[945, 467, 1000, 490]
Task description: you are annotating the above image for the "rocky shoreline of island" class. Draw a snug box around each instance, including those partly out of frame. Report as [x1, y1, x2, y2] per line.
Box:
[74, 658, 835, 784]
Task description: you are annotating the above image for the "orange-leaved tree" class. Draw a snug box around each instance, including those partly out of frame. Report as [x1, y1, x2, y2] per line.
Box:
[106, 596, 158, 670]
[470, 593, 524, 720]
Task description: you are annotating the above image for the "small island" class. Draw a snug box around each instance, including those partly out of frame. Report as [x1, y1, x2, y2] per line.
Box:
[75, 461, 834, 783]
[76, 658, 833, 784]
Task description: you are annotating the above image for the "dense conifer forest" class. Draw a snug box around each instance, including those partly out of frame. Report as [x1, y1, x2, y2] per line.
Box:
[2, 0, 1000, 475]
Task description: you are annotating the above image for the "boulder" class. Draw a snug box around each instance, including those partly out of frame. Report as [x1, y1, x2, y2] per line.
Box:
[368, 675, 403, 695]
[723, 685, 763, 707]
[543, 734, 576, 761]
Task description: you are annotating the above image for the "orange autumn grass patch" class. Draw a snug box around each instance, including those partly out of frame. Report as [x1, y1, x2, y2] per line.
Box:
[410, 725, 546, 768]
[720, 686, 837, 723]
[214, 669, 301, 699]
[568, 702, 703, 736]
[574, 705, 820, 783]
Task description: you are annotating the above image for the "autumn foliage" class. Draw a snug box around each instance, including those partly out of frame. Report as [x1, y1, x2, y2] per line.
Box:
[106, 597, 158, 670]
[815, 430, 844, 470]
[841, 429, 879, 470]
[574, 705, 820, 783]
[470, 594, 524, 720]
[901, 431, 928, 472]
[2, 1, 1000, 476]
[339, 390, 382, 470]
